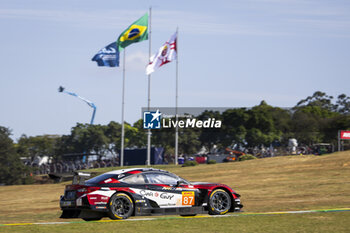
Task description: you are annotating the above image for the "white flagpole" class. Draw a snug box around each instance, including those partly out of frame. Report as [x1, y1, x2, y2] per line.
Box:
[175, 27, 179, 165]
[120, 48, 126, 167]
[147, 7, 152, 166]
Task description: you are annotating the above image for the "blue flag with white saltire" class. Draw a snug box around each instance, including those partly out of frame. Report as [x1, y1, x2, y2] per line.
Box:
[92, 42, 119, 67]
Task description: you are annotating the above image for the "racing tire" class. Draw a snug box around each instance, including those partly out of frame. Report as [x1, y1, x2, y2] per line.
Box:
[82, 217, 102, 221]
[108, 193, 134, 220]
[208, 189, 231, 215]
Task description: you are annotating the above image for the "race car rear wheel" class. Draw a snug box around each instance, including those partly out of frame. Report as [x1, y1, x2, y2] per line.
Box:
[108, 193, 134, 220]
[208, 189, 231, 215]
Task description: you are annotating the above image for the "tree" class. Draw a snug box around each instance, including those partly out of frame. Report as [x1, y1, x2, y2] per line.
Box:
[151, 117, 201, 156]
[17, 134, 59, 162]
[197, 110, 223, 151]
[105, 121, 122, 157]
[335, 94, 350, 114]
[178, 127, 201, 155]
[86, 124, 109, 158]
[221, 108, 249, 147]
[0, 126, 31, 185]
[244, 101, 281, 147]
[296, 91, 334, 111]
[131, 119, 147, 148]
[68, 123, 110, 159]
[54, 135, 73, 161]
[152, 123, 176, 155]
[291, 105, 339, 145]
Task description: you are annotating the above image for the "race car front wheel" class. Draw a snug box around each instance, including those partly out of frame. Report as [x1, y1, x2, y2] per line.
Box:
[208, 189, 231, 215]
[108, 193, 134, 220]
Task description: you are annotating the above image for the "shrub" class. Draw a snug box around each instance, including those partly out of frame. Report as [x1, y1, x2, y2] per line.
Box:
[207, 160, 216, 164]
[182, 160, 198, 167]
[239, 154, 257, 161]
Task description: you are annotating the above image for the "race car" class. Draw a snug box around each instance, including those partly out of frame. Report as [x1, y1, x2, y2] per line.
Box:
[60, 168, 243, 221]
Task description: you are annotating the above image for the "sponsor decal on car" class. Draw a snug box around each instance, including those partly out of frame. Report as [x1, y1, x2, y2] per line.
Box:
[160, 193, 174, 200]
[162, 187, 183, 191]
[132, 188, 184, 208]
[94, 201, 108, 205]
[159, 203, 176, 207]
[140, 190, 154, 197]
[135, 200, 146, 203]
[182, 191, 195, 206]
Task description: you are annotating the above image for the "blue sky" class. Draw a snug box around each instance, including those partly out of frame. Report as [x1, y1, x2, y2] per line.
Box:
[1, 0, 350, 140]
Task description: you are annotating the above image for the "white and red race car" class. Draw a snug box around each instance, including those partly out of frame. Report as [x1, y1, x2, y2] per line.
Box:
[60, 168, 243, 221]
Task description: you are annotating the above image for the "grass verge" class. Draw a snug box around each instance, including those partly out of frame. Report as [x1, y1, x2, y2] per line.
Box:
[0, 151, 349, 230]
[1, 212, 349, 233]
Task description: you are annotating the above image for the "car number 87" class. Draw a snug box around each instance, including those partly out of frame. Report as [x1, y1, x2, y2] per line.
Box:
[182, 191, 195, 206]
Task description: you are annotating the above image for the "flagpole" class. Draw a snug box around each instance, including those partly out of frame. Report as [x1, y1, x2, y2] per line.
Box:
[147, 7, 152, 166]
[120, 48, 126, 167]
[175, 27, 179, 165]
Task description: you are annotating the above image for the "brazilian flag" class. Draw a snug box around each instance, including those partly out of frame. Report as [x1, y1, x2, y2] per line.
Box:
[117, 13, 148, 51]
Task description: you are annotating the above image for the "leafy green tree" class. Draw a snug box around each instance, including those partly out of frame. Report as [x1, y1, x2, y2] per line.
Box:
[0, 126, 32, 185]
[244, 101, 281, 146]
[292, 105, 339, 145]
[105, 121, 122, 157]
[197, 110, 224, 151]
[221, 108, 249, 147]
[335, 94, 350, 114]
[69, 123, 110, 159]
[296, 91, 335, 111]
[178, 127, 201, 155]
[245, 128, 272, 147]
[152, 123, 176, 155]
[86, 124, 109, 158]
[17, 134, 59, 161]
[54, 135, 73, 161]
[131, 119, 147, 148]
[152, 117, 201, 155]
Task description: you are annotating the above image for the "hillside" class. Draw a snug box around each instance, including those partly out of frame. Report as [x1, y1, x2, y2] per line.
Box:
[0, 151, 349, 223]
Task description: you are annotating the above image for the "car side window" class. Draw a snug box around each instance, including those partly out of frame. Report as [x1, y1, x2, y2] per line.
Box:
[120, 174, 146, 184]
[145, 173, 179, 185]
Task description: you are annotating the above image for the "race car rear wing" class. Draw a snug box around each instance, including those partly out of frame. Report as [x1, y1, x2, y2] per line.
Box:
[72, 171, 91, 185]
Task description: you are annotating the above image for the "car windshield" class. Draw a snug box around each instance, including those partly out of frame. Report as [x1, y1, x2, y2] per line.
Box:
[144, 172, 189, 185]
[85, 174, 116, 184]
[178, 176, 190, 184]
[120, 174, 146, 184]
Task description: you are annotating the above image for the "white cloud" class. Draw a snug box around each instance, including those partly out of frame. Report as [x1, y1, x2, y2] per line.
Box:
[125, 51, 149, 72]
[0, 8, 146, 29]
[0, 7, 289, 36]
[1, 4, 350, 37]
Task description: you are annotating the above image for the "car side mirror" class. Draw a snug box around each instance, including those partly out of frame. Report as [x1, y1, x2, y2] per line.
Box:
[176, 180, 185, 187]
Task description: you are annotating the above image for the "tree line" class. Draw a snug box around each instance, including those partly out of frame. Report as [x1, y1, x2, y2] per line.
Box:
[1, 91, 350, 184]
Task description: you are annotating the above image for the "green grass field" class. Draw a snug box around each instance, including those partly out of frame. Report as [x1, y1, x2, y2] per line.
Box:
[1, 212, 350, 233]
[0, 151, 349, 232]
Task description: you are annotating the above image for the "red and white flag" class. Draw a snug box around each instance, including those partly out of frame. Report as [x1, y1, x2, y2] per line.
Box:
[146, 32, 177, 75]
